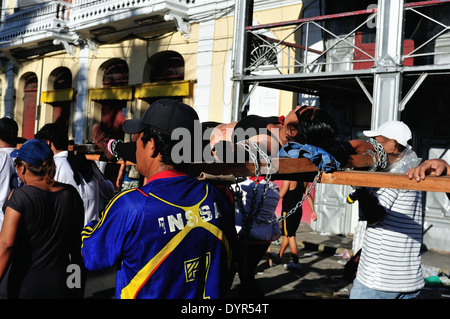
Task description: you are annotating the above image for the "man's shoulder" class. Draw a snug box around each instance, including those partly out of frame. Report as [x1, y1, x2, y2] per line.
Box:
[0, 147, 15, 159]
[0, 150, 15, 175]
[53, 150, 69, 158]
[146, 177, 232, 206]
[109, 187, 150, 207]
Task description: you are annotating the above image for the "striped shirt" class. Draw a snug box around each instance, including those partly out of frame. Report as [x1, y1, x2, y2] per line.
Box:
[356, 185, 424, 292]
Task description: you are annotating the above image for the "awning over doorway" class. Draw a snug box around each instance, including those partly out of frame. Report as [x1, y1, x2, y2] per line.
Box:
[134, 80, 194, 99]
[41, 88, 75, 103]
[89, 86, 133, 100]
[47, 80, 194, 103]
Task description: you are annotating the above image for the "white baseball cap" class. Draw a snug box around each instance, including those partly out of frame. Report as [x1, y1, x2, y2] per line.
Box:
[363, 120, 412, 147]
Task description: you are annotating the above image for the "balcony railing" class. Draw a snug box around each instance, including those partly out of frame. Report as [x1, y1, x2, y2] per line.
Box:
[72, 0, 153, 23]
[0, 0, 189, 48]
[0, 1, 71, 43]
[70, 0, 188, 27]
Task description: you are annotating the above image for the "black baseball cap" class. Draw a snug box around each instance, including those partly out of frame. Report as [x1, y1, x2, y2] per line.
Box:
[123, 99, 199, 135]
[0, 117, 18, 144]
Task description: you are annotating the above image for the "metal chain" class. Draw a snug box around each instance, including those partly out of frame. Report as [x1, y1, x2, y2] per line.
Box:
[265, 169, 323, 224]
[368, 138, 387, 171]
[110, 139, 123, 160]
[232, 138, 380, 227]
[234, 140, 273, 235]
[365, 149, 378, 171]
[232, 139, 323, 229]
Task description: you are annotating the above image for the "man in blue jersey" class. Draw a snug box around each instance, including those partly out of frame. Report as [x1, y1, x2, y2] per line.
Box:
[82, 99, 238, 299]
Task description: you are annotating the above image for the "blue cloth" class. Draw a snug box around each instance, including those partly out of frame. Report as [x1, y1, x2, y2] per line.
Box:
[278, 142, 340, 173]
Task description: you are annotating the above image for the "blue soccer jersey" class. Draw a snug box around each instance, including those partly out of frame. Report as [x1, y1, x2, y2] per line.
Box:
[82, 170, 238, 299]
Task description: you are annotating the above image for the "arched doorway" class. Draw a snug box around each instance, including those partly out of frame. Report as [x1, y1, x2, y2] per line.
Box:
[100, 60, 128, 140]
[94, 59, 130, 187]
[149, 51, 185, 82]
[22, 74, 38, 140]
[144, 51, 185, 105]
[51, 67, 72, 131]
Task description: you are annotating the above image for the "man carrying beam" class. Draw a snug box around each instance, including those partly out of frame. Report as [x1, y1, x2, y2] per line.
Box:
[349, 121, 424, 299]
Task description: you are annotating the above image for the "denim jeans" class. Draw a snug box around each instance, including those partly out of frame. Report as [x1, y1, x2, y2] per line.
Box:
[349, 278, 421, 299]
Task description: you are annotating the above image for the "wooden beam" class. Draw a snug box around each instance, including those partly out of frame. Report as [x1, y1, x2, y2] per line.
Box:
[69, 144, 102, 154]
[83, 152, 450, 193]
[187, 157, 450, 193]
[84, 154, 134, 166]
[320, 170, 450, 193]
[184, 153, 395, 176]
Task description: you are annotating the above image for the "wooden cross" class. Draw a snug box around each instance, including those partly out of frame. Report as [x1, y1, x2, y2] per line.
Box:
[72, 143, 450, 193]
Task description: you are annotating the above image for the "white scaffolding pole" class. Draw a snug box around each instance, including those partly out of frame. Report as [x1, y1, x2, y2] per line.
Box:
[231, 0, 252, 122]
[371, 0, 405, 128]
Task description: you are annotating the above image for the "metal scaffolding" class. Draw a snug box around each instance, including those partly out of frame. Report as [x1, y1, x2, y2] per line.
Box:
[232, 0, 450, 128]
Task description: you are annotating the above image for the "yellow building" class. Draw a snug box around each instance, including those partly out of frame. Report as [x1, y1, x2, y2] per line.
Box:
[0, 0, 302, 144]
[3, 0, 449, 252]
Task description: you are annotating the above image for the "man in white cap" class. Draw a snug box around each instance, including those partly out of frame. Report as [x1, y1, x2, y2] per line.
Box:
[349, 120, 424, 299]
[363, 120, 413, 155]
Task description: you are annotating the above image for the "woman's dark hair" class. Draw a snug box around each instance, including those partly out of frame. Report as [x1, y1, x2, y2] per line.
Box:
[140, 126, 190, 169]
[14, 157, 56, 185]
[295, 107, 350, 166]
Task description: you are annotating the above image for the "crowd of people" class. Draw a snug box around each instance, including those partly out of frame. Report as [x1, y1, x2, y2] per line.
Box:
[0, 98, 448, 299]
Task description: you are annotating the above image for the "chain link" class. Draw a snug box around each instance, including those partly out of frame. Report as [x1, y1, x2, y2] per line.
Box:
[368, 138, 387, 171]
[110, 139, 123, 160]
[265, 169, 322, 224]
[232, 140, 323, 232]
[234, 140, 273, 235]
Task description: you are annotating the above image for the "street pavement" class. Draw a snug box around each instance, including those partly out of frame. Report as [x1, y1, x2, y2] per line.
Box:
[83, 223, 450, 300]
[227, 224, 450, 299]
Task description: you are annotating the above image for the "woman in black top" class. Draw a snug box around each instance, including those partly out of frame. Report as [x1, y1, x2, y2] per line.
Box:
[274, 180, 316, 269]
[0, 139, 84, 299]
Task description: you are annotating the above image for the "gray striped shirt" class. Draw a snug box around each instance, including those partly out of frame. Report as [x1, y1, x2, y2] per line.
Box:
[356, 185, 424, 292]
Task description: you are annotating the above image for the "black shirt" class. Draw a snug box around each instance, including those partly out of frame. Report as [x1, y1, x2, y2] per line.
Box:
[0, 184, 84, 299]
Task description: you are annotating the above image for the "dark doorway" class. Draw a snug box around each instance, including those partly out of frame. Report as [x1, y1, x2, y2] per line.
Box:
[23, 74, 38, 140]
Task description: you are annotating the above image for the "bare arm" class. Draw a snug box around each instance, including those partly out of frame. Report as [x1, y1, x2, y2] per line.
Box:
[348, 139, 374, 154]
[279, 180, 292, 198]
[0, 206, 21, 279]
[116, 163, 126, 189]
[305, 182, 317, 222]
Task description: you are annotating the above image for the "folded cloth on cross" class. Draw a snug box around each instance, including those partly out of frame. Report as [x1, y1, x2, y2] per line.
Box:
[278, 142, 340, 173]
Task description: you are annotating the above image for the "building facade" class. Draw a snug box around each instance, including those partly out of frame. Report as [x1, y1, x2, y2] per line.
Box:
[0, 0, 301, 144]
[1, 0, 449, 252]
